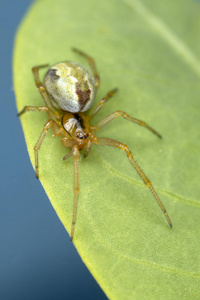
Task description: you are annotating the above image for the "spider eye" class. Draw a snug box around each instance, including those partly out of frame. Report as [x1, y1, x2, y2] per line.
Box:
[76, 132, 83, 139]
[76, 132, 88, 140]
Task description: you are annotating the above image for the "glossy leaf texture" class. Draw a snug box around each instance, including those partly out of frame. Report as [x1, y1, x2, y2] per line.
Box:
[14, 0, 200, 299]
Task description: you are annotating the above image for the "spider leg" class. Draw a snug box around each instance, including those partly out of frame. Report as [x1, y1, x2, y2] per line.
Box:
[34, 119, 55, 178]
[32, 65, 58, 115]
[92, 110, 162, 139]
[87, 88, 118, 121]
[70, 145, 80, 241]
[72, 48, 100, 89]
[18, 103, 61, 138]
[62, 138, 76, 149]
[62, 151, 73, 160]
[62, 139, 76, 160]
[92, 137, 172, 228]
[84, 140, 92, 158]
[18, 106, 49, 117]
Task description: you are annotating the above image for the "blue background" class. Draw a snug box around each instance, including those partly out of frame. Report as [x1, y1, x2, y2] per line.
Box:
[0, 1, 107, 299]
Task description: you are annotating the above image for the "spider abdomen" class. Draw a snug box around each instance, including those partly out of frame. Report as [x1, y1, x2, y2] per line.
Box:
[44, 62, 97, 113]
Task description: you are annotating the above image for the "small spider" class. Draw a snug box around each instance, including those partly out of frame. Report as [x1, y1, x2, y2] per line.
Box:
[18, 48, 172, 241]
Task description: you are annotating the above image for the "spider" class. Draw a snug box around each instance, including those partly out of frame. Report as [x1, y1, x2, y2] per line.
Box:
[18, 48, 172, 241]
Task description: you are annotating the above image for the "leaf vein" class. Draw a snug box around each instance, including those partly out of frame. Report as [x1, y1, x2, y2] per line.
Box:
[124, 0, 200, 77]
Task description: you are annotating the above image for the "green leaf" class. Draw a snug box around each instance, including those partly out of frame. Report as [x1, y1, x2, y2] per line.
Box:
[14, 0, 200, 299]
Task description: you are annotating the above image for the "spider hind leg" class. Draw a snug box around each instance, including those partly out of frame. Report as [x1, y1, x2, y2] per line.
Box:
[92, 136, 172, 228]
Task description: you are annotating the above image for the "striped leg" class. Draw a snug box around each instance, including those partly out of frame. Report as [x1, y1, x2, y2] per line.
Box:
[34, 120, 55, 178]
[70, 145, 80, 241]
[93, 110, 162, 138]
[93, 137, 172, 228]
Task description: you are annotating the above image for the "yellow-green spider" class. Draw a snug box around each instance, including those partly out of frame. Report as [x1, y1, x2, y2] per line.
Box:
[18, 48, 172, 241]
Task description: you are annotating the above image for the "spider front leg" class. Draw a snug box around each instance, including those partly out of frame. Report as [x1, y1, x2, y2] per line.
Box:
[92, 111, 162, 139]
[61, 139, 80, 241]
[34, 119, 55, 178]
[71, 145, 80, 241]
[92, 137, 172, 228]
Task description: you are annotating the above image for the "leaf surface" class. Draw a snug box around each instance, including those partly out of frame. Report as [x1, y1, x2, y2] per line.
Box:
[14, 0, 200, 299]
